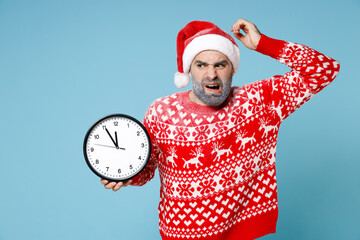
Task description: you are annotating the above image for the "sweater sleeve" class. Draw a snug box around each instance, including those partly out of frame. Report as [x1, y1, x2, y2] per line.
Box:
[130, 103, 160, 186]
[255, 34, 340, 121]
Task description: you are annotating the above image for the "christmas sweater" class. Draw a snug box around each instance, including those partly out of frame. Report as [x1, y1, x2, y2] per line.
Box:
[131, 35, 340, 240]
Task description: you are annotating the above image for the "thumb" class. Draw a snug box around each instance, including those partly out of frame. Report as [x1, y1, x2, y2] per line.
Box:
[234, 32, 245, 42]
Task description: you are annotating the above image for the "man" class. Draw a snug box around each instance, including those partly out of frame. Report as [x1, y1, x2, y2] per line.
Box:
[101, 19, 340, 240]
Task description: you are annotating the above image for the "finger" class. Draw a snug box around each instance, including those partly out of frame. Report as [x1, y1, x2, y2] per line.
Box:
[113, 182, 123, 191]
[231, 21, 241, 32]
[231, 23, 238, 32]
[231, 23, 241, 33]
[104, 181, 117, 189]
[233, 18, 246, 28]
[238, 18, 250, 26]
[234, 32, 245, 41]
[239, 23, 250, 34]
[101, 179, 109, 185]
[123, 180, 133, 187]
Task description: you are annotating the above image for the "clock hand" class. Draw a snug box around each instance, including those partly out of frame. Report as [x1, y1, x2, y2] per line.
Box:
[105, 127, 118, 148]
[115, 131, 118, 147]
[94, 143, 117, 149]
[94, 144, 126, 150]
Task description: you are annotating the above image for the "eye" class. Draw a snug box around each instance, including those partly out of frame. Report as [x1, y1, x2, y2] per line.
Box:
[197, 63, 205, 68]
[215, 63, 225, 68]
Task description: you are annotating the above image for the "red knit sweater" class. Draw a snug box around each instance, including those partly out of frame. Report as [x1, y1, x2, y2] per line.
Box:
[131, 35, 340, 240]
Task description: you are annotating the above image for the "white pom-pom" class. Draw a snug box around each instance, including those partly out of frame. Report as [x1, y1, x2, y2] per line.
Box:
[174, 72, 190, 88]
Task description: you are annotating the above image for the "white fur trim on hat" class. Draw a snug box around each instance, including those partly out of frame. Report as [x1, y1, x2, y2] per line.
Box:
[174, 72, 190, 89]
[182, 34, 240, 75]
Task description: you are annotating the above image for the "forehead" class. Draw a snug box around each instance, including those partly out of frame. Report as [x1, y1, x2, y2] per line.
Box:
[193, 50, 230, 63]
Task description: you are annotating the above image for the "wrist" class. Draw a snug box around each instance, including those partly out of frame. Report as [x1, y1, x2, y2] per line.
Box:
[253, 33, 262, 50]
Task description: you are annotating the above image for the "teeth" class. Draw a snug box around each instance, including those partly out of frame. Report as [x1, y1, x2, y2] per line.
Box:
[206, 85, 220, 89]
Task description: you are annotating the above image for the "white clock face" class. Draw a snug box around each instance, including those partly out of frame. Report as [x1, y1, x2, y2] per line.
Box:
[83, 114, 151, 181]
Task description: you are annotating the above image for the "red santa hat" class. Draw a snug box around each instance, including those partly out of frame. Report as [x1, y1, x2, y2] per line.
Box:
[174, 21, 240, 88]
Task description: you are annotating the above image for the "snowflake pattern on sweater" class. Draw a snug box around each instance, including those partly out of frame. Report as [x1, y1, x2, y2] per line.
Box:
[131, 35, 339, 240]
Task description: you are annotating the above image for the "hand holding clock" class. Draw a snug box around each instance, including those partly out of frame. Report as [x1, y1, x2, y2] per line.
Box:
[101, 179, 132, 191]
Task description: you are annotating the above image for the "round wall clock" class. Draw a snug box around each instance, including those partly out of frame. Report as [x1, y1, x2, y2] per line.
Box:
[83, 114, 151, 182]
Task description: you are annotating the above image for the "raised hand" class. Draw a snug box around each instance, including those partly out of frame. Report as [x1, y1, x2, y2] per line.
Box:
[231, 18, 261, 50]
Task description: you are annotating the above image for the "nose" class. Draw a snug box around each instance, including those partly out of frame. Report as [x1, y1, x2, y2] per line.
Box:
[205, 66, 217, 80]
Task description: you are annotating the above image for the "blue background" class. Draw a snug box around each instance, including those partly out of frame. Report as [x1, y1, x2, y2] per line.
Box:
[0, 0, 359, 239]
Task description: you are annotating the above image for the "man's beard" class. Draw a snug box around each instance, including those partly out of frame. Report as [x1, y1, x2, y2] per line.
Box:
[191, 77, 232, 106]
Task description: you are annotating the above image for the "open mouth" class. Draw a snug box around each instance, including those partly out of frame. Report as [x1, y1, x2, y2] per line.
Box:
[204, 82, 222, 94]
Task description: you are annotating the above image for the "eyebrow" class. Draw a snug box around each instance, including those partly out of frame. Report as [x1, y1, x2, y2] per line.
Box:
[194, 60, 229, 65]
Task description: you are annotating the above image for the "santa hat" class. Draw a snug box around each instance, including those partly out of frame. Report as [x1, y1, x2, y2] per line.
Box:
[174, 21, 240, 88]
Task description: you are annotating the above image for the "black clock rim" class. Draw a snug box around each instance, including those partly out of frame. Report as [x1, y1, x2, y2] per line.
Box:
[83, 113, 152, 182]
